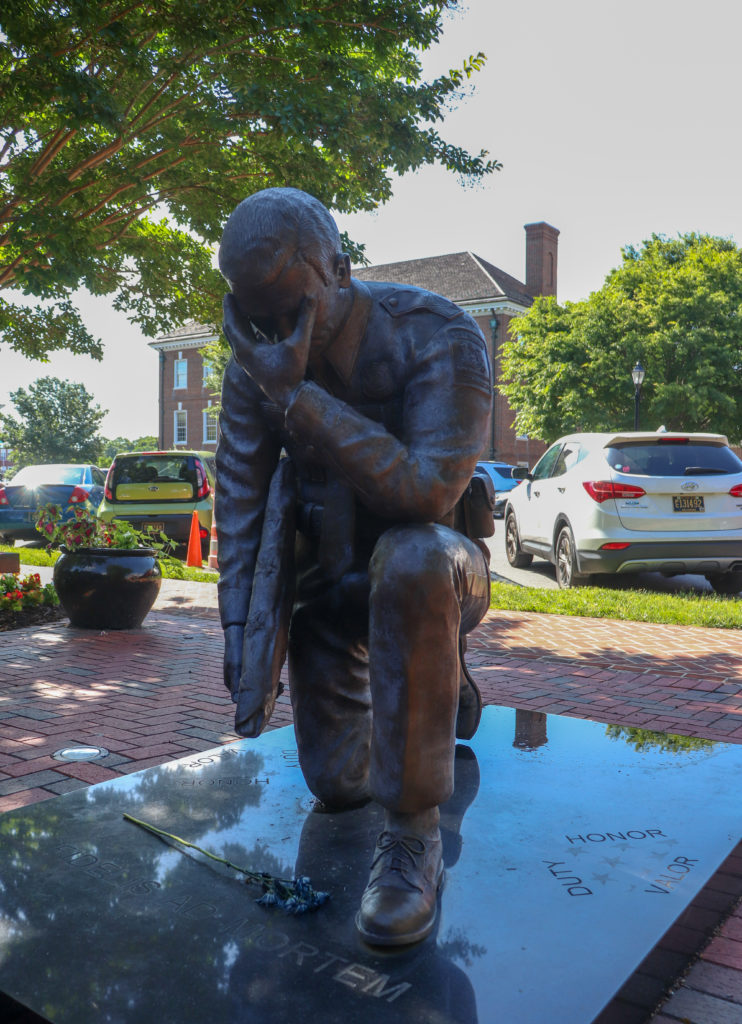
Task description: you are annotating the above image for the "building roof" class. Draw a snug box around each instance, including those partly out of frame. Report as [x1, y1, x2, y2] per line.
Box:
[149, 320, 217, 351]
[353, 251, 533, 308]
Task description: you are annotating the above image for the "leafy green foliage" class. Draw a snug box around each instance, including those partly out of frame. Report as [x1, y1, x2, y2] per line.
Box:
[0, 376, 106, 468]
[500, 234, 742, 442]
[201, 333, 229, 410]
[35, 500, 175, 553]
[159, 562, 217, 583]
[0, 0, 497, 359]
[100, 434, 157, 462]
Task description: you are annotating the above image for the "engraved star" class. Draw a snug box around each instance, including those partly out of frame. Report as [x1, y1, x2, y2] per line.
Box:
[592, 872, 614, 886]
[614, 843, 632, 852]
[650, 849, 670, 860]
[659, 838, 679, 847]
[602, 856, 622, 868]
[565, 846, 588, 857]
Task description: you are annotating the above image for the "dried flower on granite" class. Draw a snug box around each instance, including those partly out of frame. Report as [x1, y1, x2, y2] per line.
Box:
[123, 813, 329, 914]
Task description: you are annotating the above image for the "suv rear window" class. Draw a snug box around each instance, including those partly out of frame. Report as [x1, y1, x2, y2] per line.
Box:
[111, 455, 202, 501]
[606, 441, 742, 477]
[477, 463, 515, 484]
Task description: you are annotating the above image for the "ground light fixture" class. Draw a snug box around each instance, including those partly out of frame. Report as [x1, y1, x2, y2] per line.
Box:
[52, 745, 109, 762]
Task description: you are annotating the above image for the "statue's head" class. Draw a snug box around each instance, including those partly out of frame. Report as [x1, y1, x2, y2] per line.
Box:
[219, 188, 351, 351]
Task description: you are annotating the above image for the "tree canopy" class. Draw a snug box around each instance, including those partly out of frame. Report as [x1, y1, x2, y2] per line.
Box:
[500, 234, 742, 444]
[100, 434, 157, 462]
[0, 376, 106, 468]
[0, 0, 497, 360]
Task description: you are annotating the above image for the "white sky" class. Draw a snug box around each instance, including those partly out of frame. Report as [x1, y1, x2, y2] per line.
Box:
[2, 0, 741, 439]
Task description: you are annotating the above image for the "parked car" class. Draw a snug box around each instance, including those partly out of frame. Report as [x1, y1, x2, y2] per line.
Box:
[475, 461, 524, 517]
[0, 463, 107, 543]
[503, 431, 742, 592]
[97, 450, 216, 552]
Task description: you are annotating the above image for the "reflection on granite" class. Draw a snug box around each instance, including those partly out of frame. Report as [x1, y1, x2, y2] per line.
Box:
[0, 707, 740, 1024]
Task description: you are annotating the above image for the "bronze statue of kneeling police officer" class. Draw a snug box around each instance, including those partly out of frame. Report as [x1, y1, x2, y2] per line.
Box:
[216, 187, 493, 946]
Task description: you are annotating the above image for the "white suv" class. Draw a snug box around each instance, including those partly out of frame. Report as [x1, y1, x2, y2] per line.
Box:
[504, 432, 742, 592]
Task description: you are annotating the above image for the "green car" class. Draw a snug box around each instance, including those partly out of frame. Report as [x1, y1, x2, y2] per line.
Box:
[98, 450, 216, 553]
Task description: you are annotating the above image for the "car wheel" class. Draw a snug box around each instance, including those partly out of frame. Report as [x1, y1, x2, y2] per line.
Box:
[706, 571, 742, 596]
[505, 511, 533, 568]
[555, 526, 588, 589]
[0, 535, 14, 547]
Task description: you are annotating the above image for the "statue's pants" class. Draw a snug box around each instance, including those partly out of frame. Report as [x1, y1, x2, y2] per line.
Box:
[288, 523, 490, 814]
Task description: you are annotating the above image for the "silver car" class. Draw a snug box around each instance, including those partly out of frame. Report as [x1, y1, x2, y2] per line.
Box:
[503, 431, 742, 592]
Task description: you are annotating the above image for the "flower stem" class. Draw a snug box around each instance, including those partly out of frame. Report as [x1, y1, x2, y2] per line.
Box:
[123, 813, 329, 914]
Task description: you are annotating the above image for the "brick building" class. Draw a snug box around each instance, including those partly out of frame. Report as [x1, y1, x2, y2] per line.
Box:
[149, 321, 220, 451]
[149, 221, 558, 465]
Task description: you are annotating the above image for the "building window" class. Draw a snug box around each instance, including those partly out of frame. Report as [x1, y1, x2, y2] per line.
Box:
[202, 358, 213, 386]
[174, 355, 187, 389]
[174, 409, 187, 445]
[203, 405, 218, 444]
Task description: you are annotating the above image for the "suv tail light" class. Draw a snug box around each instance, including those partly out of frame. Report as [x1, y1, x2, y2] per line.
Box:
[729, 484, 742, 497]
[583, 481, 647, 503]
[104, 467, 114, 502]
[195, 461, 210, 500]
[0, 487, 7, 506]
[68, 486, 90, 504]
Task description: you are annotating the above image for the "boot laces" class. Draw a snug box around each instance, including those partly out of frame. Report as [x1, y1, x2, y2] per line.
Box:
[370, 832, 428, 893]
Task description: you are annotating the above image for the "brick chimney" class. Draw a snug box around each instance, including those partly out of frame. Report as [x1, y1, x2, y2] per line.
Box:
[524, 222, 559, 298]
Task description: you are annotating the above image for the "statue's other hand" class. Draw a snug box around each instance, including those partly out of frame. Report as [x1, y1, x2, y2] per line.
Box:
[222, 293, 316, 407]
[223, 623, 244, 702]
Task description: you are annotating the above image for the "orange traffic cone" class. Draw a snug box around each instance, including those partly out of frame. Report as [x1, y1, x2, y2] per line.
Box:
[207, 516, 218, 570]
[186, 510, 203, 568]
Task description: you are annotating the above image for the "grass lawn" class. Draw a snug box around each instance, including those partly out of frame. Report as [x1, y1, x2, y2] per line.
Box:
[489, 581, 742, 629]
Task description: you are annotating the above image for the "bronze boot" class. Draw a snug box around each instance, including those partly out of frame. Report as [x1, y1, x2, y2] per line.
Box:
[356, 826, 444, 946]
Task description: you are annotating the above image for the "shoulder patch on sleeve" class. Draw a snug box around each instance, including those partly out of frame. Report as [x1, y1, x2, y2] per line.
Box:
[380, 288, 462, 320]
[449, 328, 492, 394]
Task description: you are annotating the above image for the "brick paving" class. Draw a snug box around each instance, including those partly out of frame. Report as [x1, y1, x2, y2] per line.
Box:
[0, 577, 741, 1023]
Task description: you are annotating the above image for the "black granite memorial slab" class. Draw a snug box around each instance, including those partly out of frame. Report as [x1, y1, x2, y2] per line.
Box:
[0, 707, 740, 1024]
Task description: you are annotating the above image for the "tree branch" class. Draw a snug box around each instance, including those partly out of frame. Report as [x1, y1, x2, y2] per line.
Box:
[67, 137, 127, 182]
[29, 128, 78, 179]
[74, 183, 136, 220]
[127, 66, 188, 130]
[0, 252, 28, 287]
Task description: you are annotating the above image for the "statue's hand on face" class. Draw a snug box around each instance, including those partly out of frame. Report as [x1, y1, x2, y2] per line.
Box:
[222, 292, 317, 408]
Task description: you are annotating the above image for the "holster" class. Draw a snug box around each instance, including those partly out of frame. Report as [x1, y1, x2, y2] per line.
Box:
[462, 468, 496, 539]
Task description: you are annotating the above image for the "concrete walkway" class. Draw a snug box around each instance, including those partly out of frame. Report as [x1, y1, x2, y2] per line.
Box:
[0, 577, 740, 1024]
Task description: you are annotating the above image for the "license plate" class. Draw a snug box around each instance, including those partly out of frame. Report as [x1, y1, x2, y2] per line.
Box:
[143, 522, 165, 533]
[672, 495, 705, 513]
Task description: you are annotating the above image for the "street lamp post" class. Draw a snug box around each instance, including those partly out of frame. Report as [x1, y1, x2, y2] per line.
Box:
[489, 313, 498, 459]
[632, 361, 645, 430]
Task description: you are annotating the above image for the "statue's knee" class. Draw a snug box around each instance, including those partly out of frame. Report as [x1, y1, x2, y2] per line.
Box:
[305, 771, 370, 810]
[370, 524, 452, 594]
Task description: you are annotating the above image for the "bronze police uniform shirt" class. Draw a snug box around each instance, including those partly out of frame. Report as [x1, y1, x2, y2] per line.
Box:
[216, 278, 492, 629]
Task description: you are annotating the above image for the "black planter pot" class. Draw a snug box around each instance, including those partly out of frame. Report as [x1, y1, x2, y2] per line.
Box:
[53, 547, 162, 629]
